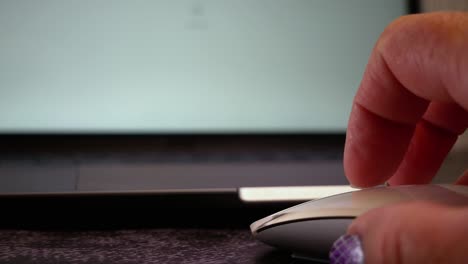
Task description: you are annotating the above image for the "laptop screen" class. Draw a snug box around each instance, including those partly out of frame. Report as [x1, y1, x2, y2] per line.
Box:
[0, 0, 408, 134]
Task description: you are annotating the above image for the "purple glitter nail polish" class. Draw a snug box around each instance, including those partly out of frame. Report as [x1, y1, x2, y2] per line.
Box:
[329, 234, 364, 264]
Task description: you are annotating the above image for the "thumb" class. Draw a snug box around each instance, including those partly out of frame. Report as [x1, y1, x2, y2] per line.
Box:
[329, 201, 468, 264]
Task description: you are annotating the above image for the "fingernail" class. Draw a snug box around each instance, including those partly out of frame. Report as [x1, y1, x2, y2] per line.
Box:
[329, 234, 364, 264]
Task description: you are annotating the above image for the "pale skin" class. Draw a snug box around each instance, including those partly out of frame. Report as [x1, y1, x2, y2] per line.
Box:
[343, 12, 468, 263]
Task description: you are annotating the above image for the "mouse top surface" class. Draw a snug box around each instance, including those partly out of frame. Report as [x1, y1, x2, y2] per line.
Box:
[251, 184, 468, 234]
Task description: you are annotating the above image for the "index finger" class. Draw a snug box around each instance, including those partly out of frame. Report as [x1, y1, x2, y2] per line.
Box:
[344, 12, 468, 187]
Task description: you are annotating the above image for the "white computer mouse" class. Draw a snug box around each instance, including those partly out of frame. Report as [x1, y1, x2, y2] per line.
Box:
[250, 184, 468, 261]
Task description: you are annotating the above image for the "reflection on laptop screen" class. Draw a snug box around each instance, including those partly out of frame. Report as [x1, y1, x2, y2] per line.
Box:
[0, 0, 408, 134]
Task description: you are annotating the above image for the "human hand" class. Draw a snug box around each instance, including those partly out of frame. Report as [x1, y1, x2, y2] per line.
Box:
[331, 12, 468, 263]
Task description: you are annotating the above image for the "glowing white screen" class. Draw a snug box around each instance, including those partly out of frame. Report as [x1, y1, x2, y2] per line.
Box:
[0, 0, 407, 133]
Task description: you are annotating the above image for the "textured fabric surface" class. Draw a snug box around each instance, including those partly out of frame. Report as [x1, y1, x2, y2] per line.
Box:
[0, 228, 299, 264]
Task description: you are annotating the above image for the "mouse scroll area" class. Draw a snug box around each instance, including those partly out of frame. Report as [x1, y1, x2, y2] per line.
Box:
[255, 218, 354, 261]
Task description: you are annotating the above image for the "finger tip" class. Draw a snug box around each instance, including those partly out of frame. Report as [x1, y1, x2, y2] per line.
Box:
[344, 141, 394, 189]
[344, 160, 390, 188]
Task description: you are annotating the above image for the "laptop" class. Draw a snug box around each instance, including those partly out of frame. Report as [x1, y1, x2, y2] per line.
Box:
[0, 0, 417, 217]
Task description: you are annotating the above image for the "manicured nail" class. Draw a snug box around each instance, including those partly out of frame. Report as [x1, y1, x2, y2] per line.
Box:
[329, 234, 364, 264]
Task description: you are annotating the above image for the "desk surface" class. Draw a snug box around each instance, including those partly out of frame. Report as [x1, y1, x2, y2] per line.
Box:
[0, 228, 322, 264]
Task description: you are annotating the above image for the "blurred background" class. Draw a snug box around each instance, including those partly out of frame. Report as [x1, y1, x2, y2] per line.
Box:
[0, 0, 406, 134]
[0, 0, 412, 197]
[0, 0, 465, 192]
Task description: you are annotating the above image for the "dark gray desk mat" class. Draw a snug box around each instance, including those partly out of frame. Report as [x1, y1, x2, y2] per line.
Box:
[0, 228, 320, 264]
